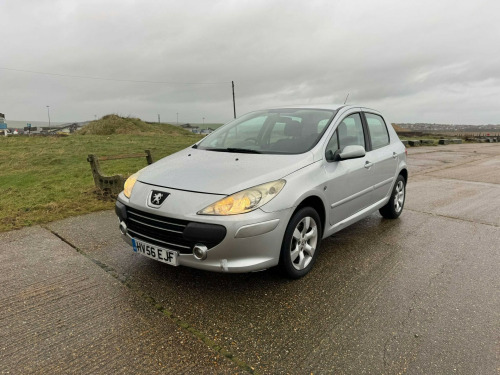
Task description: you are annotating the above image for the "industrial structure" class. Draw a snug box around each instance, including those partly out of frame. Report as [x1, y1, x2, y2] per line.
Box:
[0, 112, 9, 135]
[0, 113, 6, 129]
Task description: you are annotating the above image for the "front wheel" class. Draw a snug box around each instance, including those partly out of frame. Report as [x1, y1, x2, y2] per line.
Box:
[279, 207, 322, 279]
[379, 175, 406, 219]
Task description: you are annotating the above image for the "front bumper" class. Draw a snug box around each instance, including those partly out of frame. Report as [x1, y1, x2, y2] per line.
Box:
[116, 183, 293, 273]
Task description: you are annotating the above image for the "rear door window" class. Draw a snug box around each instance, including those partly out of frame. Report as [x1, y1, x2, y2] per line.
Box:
[365, 113, 390, 149]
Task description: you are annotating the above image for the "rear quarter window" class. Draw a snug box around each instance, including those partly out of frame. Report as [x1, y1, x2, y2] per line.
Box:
[365, 113, 390, 149]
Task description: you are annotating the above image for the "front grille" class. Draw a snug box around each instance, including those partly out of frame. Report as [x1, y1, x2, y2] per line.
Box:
[124, 206, 225, 254]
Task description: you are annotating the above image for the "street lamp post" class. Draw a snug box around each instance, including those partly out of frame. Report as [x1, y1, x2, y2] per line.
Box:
[46, 106, 51, 133]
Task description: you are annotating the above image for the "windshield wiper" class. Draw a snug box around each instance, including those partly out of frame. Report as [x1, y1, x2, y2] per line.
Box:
[208, 147, 261, 154]
[226, 148, 261, 154]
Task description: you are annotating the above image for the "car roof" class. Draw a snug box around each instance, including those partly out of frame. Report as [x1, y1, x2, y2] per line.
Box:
[266, 104, 346, 111]
[266, 104, 383, 115]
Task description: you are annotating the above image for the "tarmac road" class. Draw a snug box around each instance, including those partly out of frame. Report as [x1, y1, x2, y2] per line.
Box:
[1, 143, 499, 374]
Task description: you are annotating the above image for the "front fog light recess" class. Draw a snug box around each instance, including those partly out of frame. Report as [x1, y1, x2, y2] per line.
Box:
[119, 221, 127, 235]
[193, 244, 208, 260]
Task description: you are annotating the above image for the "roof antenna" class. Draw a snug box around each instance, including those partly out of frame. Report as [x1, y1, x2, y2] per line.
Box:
[344, 93, 350, 104]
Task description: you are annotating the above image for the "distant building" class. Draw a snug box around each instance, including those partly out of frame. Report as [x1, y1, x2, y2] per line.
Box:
[200, 128, 213, 135]
[180, 123, 200, 133]
[1, 113, 9, 135]
[0, 113, 6, 129]
[56, 123, 81, 133]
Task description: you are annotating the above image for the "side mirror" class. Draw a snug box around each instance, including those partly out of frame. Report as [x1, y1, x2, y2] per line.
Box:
[339, 145, 366, 160]
[326, 145, 366, 162]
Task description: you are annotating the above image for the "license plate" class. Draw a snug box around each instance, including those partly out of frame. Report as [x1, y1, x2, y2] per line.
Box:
[131, 238, 179, 266]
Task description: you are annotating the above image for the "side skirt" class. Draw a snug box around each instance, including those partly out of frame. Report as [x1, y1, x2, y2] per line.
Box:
[323, 196, 390, 238]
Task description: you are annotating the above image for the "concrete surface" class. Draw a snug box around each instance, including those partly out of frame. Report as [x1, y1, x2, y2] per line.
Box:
[1, 143, 499, 374]
[0, 227, 240, 374]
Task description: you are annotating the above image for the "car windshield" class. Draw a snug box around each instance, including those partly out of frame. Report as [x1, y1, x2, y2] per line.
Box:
[196, 108, 336, 154]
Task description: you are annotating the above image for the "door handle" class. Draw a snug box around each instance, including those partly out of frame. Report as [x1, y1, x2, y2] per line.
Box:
[392, 152, 397, 159]
[364, 161, 373, 169]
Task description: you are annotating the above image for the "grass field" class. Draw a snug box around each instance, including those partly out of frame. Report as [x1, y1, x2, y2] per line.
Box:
[0, 132, 201, 232]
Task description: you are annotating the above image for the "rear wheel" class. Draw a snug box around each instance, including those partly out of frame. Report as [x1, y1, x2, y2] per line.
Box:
[379, 174, 406, 219]
[279, 207, 322, 279]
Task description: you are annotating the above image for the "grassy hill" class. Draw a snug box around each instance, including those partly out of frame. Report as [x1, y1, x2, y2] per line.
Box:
[78, 114, 192, 136]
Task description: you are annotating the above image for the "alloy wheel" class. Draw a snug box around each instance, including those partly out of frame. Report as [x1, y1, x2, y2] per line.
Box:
[394, 180, 405, 213]
[289, 216, 318, 270]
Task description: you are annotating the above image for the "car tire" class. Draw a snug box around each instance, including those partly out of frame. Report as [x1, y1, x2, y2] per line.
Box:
[279, 207, 322, 279]
[379, 174, 406, 219]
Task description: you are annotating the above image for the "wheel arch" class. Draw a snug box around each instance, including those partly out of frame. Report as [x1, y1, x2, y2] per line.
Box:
[293, 195, 326, 237]
[399, 168, 408, 183]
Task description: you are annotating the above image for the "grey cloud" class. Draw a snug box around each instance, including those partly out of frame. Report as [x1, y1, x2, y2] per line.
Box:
[1, 0, 499, 124]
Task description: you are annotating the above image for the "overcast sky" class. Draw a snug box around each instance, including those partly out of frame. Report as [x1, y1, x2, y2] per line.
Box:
[1, 0, 499, 125]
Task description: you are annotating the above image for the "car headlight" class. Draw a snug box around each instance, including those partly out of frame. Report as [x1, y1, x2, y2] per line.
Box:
[198, 180, 286, 215]
[123, 172, 140, 198]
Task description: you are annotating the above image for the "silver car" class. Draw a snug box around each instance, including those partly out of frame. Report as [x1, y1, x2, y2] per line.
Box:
[115, 105, 407, 278]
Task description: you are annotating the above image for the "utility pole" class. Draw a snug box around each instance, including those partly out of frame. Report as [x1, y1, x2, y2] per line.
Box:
[232, 81, 236, 119]
[46, 105, 51, 132]
[176, 112, 179, 125]
[158, 114, 160, 124]
[203, 117, 205, 130]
